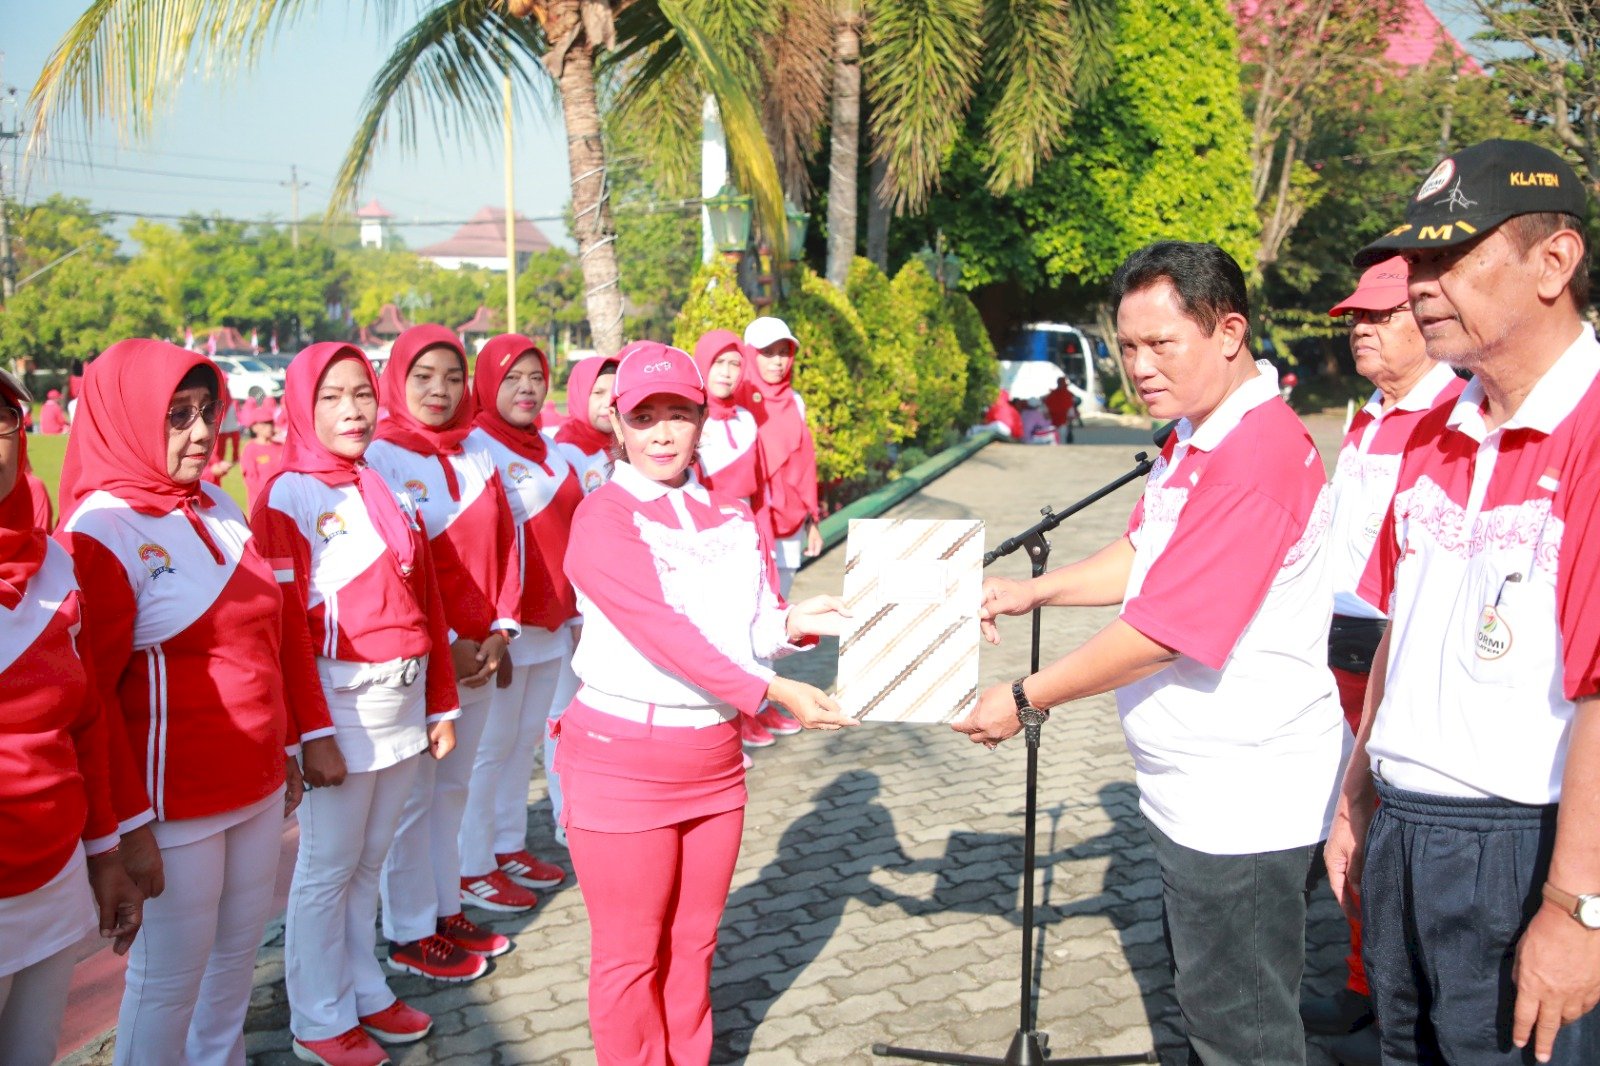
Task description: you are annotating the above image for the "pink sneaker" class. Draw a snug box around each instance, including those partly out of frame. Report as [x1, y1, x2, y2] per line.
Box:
[496, 849, 566, 889]
[358, 999, 433, 1044]
[740, 714, 775, 748]
[292, 1027, 389, 1065]
[756, 704, 802, 735]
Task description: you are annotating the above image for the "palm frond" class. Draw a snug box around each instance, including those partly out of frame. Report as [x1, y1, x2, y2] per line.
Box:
[658, 0, 791, 261]
[865, 0, 987, 214]
[327, 0, 550, 211]
[759, 0, 832, 199]
[981, 0, 1116, 196]
[27, 0, 335, 155]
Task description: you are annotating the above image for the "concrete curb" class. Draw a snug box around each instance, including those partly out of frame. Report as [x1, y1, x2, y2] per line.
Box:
[816, 431, 998, 552]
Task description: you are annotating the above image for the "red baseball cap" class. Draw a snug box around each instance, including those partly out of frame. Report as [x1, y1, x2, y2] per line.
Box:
[1329, 256, 1410, 316]
[611, 341, 706, 414]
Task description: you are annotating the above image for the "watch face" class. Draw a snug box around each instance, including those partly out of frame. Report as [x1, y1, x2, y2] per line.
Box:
[1579, 896, 1600, 929]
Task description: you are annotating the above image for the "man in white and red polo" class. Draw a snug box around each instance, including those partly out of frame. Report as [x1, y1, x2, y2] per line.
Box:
[958, 241, 1345, 1066]
[1326, 138, 1600, 1066]
[1300, 257, 1464, 1060]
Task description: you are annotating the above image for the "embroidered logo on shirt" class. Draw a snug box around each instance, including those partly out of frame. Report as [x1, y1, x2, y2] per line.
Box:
[138, 543, 176, 579]
[582, 467, 605, 492]
[316, 511, 348, 543]
[404, 479, 430, 503]
[1476, 605, 1512, 660]
[506, 462, 532, 485]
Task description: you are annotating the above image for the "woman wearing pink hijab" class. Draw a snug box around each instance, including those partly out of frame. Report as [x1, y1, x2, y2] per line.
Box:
[252, 343, 459, 1066]
[365, 325, 522, 980]
[55, 340, 297, 1066]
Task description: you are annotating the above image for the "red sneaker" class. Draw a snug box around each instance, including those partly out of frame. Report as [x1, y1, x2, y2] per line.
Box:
[292, 1028, 389, 1066]
[740, 715, 775, 748]
[438, 912, 512, 957]
[756, 704, 802, 735]
[358, 999, 433, 1045]
[496, 849, 566, 889]
[460, 869, 538, 912]
[386, 934, 486, 982]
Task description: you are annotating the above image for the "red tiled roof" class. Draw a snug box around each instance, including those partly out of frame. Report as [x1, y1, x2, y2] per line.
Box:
[356, 198, 396, 219]
[457, 305, 499, 334]
[416, 206, 553, 260]
[372, 303, 410, 337]
[1234, 0, 1480, 73]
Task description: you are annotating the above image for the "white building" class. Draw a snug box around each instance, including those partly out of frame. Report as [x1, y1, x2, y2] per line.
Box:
[357, 199, 396, 250]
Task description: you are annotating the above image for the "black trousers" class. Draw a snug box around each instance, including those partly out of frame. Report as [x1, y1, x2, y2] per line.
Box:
[1363, 781, 1600, 1065]
[1148, 821, 1323, 1066]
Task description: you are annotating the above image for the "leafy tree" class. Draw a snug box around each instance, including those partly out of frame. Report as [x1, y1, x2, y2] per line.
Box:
[889, 260, 966, 449]
[338, 245, 497, 333]
[1473, 0, 1600, 184]
[672, 259, 755, 350]
[844, 256, 920, 437]
[0, 197, 170, 370]
[943, 289, 999, 427]
[517, 247, 588, 349]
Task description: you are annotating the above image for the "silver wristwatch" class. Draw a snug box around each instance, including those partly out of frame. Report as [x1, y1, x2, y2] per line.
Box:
[1011, 678, 1049, 729]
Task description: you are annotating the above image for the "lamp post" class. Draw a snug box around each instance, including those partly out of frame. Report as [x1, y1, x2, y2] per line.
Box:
[704, 185, 753, 262]
[784, 200, 809, 262]
[916, 232, 962, 294]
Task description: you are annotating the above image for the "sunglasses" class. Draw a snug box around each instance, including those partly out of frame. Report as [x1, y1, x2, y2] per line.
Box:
[1350, 305, 1411, 327]
[167, 400, 226, 432]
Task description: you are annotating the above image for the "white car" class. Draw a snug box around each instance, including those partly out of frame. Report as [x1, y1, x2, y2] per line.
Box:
[212, 353, 283, 400]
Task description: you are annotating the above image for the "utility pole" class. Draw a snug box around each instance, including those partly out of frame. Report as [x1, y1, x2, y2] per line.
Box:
[0, 55, 22, 306]
[281, 164, 308, 249]
[503, 71, 517, 333]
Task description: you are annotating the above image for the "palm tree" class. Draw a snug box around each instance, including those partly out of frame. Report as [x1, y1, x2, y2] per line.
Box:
[612, 0, 1116, 289]
[28, 0, 787, 357]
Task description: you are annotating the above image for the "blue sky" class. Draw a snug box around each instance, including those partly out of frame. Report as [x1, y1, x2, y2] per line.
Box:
[3, 4, 574, 249]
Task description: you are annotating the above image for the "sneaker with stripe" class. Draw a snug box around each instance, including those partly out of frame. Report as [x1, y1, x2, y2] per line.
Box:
[459, 869, 537, 912]
[292, 1028, 389, 1066]
[386, 934, 486, 982]
[496, 849, 566, 889]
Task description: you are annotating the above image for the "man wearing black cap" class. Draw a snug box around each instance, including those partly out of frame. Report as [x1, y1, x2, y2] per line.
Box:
[1326, 138, 1600, 1065]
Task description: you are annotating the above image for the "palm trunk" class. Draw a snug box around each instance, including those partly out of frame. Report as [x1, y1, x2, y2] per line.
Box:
[551, 3, 625, 356]
[825, 0, 861, 290]
[866, 153, 890, 270]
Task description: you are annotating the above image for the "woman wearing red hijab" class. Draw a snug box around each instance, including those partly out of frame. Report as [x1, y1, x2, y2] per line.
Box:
[252, 343, 459, 1066]
[742, 317, 822, 597]
[55, 340, 298, 1066]
[552, 354, 617, 495]
[0, 368, 141, 1066]
[462, 334, 581, 894]
[365, 326, 522, 979]
[39, 390, 69, 435]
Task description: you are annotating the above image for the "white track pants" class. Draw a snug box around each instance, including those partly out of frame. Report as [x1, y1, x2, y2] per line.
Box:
[0, 944, 76, 1066]
[380, 692, 492, 942]
[113, 799, 284, 1066]
[285, 756, 419, 1041]
[459, 654, 571, 876]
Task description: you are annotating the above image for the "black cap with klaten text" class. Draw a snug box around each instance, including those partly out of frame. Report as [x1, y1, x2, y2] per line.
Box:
[1355, 139, 1586, 267]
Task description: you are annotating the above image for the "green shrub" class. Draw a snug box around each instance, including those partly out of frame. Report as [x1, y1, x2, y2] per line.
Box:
[890, 261, 966, 450]
[943, 291, 998, 429]
[845, 257, 921, 440]
[671, 259, 756, 351]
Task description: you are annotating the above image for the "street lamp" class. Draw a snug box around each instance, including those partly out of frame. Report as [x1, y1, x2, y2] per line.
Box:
[705, 184, 752, 259]
[784, 199, 809, 262]
[916, 233, 962, 293]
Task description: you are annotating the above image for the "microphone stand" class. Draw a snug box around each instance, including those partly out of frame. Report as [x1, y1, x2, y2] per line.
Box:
[873, 426, 1174, 1066]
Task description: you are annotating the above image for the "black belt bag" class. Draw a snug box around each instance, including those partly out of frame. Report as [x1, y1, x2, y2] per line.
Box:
[1328, 615, 1387, 675]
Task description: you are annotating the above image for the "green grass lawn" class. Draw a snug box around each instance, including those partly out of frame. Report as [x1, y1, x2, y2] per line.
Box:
[25, 388, 570, 522]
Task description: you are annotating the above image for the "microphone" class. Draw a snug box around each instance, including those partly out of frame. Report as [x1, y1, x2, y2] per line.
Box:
[1152, 420, 1178, 448]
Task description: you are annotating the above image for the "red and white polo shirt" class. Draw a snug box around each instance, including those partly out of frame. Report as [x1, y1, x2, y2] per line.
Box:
[1118, 364, 1345, 855]
[1328, 362, 1463, 618]
[1360, 325, 1600, 802]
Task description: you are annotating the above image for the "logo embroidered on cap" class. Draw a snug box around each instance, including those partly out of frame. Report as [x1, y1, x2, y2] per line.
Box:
[316, 511, 348, 543]
[641, 360, 674, 374]
[1417, 158, 1456, 201]
[1444, 179, 1478, 214]
[138, 543, 176, 579]
[1510, 171, 1561, 187]
[404, 479, 429, 503]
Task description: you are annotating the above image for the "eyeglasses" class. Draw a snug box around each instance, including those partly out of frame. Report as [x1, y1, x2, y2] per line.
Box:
[167, 400, 225, 432]
[0, 405, 21, 437]
[1350, 305, 1411, 327]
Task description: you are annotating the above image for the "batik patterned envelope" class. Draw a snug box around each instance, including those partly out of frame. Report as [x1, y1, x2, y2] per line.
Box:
[835, 518, 984, 723]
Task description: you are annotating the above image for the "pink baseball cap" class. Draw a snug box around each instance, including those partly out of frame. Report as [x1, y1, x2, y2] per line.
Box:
[1329, 256, 1410, 316]
[611, 341, 706, 414]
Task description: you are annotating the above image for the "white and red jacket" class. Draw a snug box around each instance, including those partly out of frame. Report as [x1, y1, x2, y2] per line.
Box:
[59, 483, 289, 826]
[366, 440, 520, 646]
[550, 431, 613, 498]
[697, 408, 768, 516]
[467, 427, 583, 665]
[1, 539, 121, 896]
[565, 463, 807, 727]
[253, 470, 458, 743]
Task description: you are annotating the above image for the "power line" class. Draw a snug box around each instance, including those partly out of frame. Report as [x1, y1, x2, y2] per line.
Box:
[29, 152, 293, 186]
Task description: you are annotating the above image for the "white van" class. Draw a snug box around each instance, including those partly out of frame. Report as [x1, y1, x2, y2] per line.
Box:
[999, 322, 1108, 415]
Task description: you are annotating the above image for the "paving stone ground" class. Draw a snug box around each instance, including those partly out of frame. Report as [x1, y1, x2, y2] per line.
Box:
[68, 414, 1357, 1066]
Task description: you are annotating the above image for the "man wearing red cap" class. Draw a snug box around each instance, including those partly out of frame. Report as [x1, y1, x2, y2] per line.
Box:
[1301, 256, 1463, 1064]
[1327, 138, 1600, 1065]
